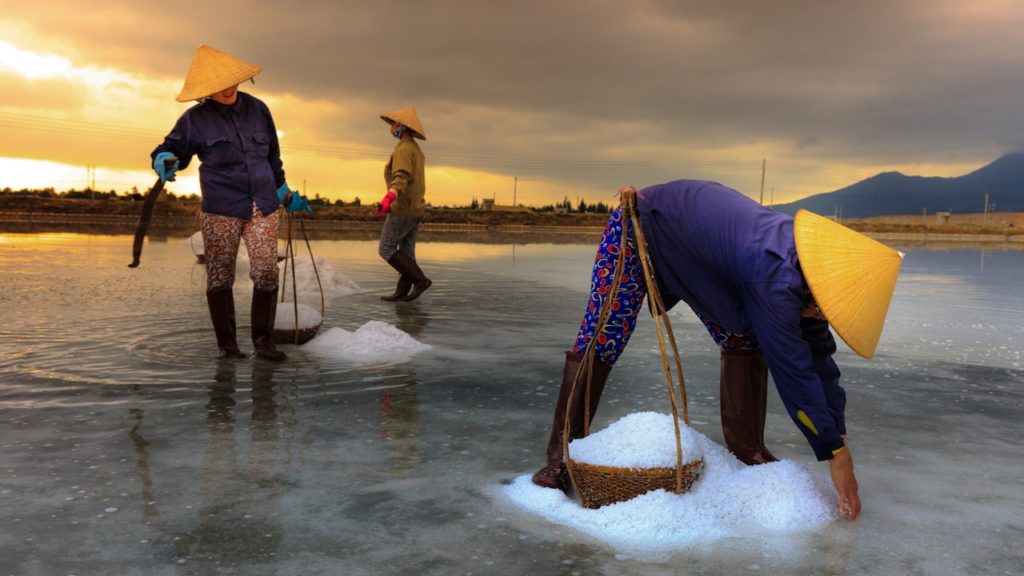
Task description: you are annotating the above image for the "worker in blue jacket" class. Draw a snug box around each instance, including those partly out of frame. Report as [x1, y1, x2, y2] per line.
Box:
[533, 180, 903, 520]
[151, 45, 311, 361]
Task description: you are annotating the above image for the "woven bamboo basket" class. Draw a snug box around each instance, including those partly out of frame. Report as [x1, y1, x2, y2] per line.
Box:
[273, 323, 321, 345]
[564, 187, 702, 509]
[570, 458, 705, 509]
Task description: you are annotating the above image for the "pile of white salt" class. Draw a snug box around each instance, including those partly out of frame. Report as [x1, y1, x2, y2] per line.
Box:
[503, 412, 835, 554]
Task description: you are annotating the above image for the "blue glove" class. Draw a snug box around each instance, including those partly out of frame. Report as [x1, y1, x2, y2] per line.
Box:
[153, 152, 179, 183]
[276, 182, 291, 204]
[287, 193, 313, 214]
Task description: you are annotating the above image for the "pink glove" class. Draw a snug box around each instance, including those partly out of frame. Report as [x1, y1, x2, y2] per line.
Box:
[376, 189, 397, 218]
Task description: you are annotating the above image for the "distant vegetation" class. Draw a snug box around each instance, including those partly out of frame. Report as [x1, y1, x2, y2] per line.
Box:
[1, 186, 1021, 233]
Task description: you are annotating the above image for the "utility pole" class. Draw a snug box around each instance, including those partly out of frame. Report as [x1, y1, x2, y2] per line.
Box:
[983, 192, 989, 223]
[513, 176, 517, 207]
[758, 158, 766, 205]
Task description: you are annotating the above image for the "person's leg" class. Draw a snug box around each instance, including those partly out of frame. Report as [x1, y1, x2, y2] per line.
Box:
[243, 205, 285, 361]
[397, 221, 430, 301]
[533, 206, 646, 490]
[202, 212, 245, 358]
[378, 215, 431, 302]
[693, 308, 777, 465]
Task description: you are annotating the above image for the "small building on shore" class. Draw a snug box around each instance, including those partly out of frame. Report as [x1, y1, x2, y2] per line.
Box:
[479, 198, 533, 213]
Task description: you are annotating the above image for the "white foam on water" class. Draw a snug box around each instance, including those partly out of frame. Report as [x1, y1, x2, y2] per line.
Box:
[503, 412, 835, 555]
[302, 320, 430, 362]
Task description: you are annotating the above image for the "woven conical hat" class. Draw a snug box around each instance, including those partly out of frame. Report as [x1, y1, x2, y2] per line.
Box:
[794, 209, 904, 359]
[380, 107, 427, 140]
[176, 45, 262, 102]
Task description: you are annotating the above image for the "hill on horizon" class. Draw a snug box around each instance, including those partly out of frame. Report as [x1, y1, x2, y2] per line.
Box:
[773, 153, 1024, 218]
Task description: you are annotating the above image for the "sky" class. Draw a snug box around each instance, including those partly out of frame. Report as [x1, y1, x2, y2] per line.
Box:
[2, 0, 1023, 207]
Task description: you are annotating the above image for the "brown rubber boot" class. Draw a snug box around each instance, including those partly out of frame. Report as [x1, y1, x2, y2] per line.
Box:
[251, 287, 286, 362]
[386, 251, 432, 301]
[206, 288, 246, 358]
[720, 349, 777, 465]
[380, 275, 413, 302]
[532, 351, 612, 491]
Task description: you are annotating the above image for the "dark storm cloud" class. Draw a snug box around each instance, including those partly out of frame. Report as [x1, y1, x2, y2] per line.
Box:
[13, 0, 1024, 191]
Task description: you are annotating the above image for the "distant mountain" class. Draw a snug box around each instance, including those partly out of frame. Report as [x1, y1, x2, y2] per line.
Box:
[773, 153, 1024, 218]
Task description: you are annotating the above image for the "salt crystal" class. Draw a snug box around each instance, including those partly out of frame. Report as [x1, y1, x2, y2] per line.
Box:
[568, 412, 704, 467]
[275, 303, 322, 329]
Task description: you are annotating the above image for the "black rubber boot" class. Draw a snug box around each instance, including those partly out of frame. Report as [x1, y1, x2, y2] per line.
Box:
[386, 251, 432, 301]
[720, 349, 778, 465]
[206, 288, 246, 358]
[532, 351, 612, 491]
[381, 275, 413, 302]
[251, 287, 286, 362]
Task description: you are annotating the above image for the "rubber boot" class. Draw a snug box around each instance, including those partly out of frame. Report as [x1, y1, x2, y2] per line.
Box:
[380, 275, 413, 302]
[720, 349, 777, 465]
[386, 251, 432, 301]
[206, 288, 246, 358]
[251, 287, 286, 362]
[532, 351, 612, 491]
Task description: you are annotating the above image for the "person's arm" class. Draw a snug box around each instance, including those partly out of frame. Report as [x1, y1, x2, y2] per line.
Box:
[743, 282, 859, 519]
[260, 101, 286, 189]
[387, 143, 415, 196]
[151, 113, 195, 171]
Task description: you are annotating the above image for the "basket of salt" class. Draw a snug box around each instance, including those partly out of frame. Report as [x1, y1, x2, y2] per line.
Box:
[272, 210, 325, 345]
[273, 302, 322, 345]
[567, 413, 704, 509]
[563, 186, 703, 509]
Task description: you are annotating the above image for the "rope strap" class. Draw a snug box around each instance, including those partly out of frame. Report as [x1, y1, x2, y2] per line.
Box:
[279, 210, 325, 343]
[564, 186, 691, 496]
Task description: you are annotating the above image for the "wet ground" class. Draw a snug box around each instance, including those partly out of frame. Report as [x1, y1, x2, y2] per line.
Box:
[0, 233, 1021, 575]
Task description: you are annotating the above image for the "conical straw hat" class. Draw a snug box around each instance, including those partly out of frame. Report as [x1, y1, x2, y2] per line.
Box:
[380, 107, 427, 140]
[794, 209, 904, 359]
[176, 45, 262, 102]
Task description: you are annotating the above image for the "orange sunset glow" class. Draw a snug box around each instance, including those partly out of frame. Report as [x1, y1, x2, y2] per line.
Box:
[2, 2, 1021, 207]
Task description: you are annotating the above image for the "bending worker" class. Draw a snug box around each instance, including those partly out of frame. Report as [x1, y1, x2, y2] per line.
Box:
[376, 107, 432, 302]
[151, 45, 311, 361]
[532, 180, 904, 520]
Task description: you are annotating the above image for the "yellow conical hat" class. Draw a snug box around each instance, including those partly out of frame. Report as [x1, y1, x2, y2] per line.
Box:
[794, 209, 904, 359]
[176, 45, 262, 102]
[380, 107, 427, 140]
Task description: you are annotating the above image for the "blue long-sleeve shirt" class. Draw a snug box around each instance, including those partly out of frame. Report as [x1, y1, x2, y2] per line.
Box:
[151, 92, 284, 219]
[637, 180, 846, 461]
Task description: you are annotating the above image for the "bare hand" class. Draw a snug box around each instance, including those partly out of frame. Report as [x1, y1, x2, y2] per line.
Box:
[829, 438, 861, 520]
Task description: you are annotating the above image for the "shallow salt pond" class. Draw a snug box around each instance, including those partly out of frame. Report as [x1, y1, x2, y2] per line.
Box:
[0, 233, 1021, 575]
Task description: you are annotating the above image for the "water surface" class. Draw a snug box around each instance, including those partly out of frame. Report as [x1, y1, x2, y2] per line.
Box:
[0, 233, 1021, 575]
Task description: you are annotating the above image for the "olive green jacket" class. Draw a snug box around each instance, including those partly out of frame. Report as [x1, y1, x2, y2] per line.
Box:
[385, 139, 426, 218]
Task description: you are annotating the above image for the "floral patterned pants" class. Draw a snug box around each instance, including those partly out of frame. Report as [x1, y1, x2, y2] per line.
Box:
[571, 206, 759, 365]
[201, 204, 280, 292]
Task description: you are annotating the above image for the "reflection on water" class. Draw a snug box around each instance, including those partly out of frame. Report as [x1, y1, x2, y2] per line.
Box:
[0, 233, 1022, 575]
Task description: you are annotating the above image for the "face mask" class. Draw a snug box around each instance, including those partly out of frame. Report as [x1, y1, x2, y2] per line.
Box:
[391, 125, 404, 138]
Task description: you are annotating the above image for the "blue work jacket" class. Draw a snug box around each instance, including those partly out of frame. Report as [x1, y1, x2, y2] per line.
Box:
[151, 92, 284, 219]
[637, 180, 846, 461]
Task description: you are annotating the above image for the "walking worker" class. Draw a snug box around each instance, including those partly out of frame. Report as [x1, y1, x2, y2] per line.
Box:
[376, 107, 432, 302]
[532, 180, 904, 520]
[150, 45, 311, 361]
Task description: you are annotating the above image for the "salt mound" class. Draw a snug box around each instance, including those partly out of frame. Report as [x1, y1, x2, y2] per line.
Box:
[303, 320, 430, 362]
[569, 412, 704, 467]
[275, 303, 322, 330]
[279, 255, 361, 296]
[503, 412, 834, 554]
